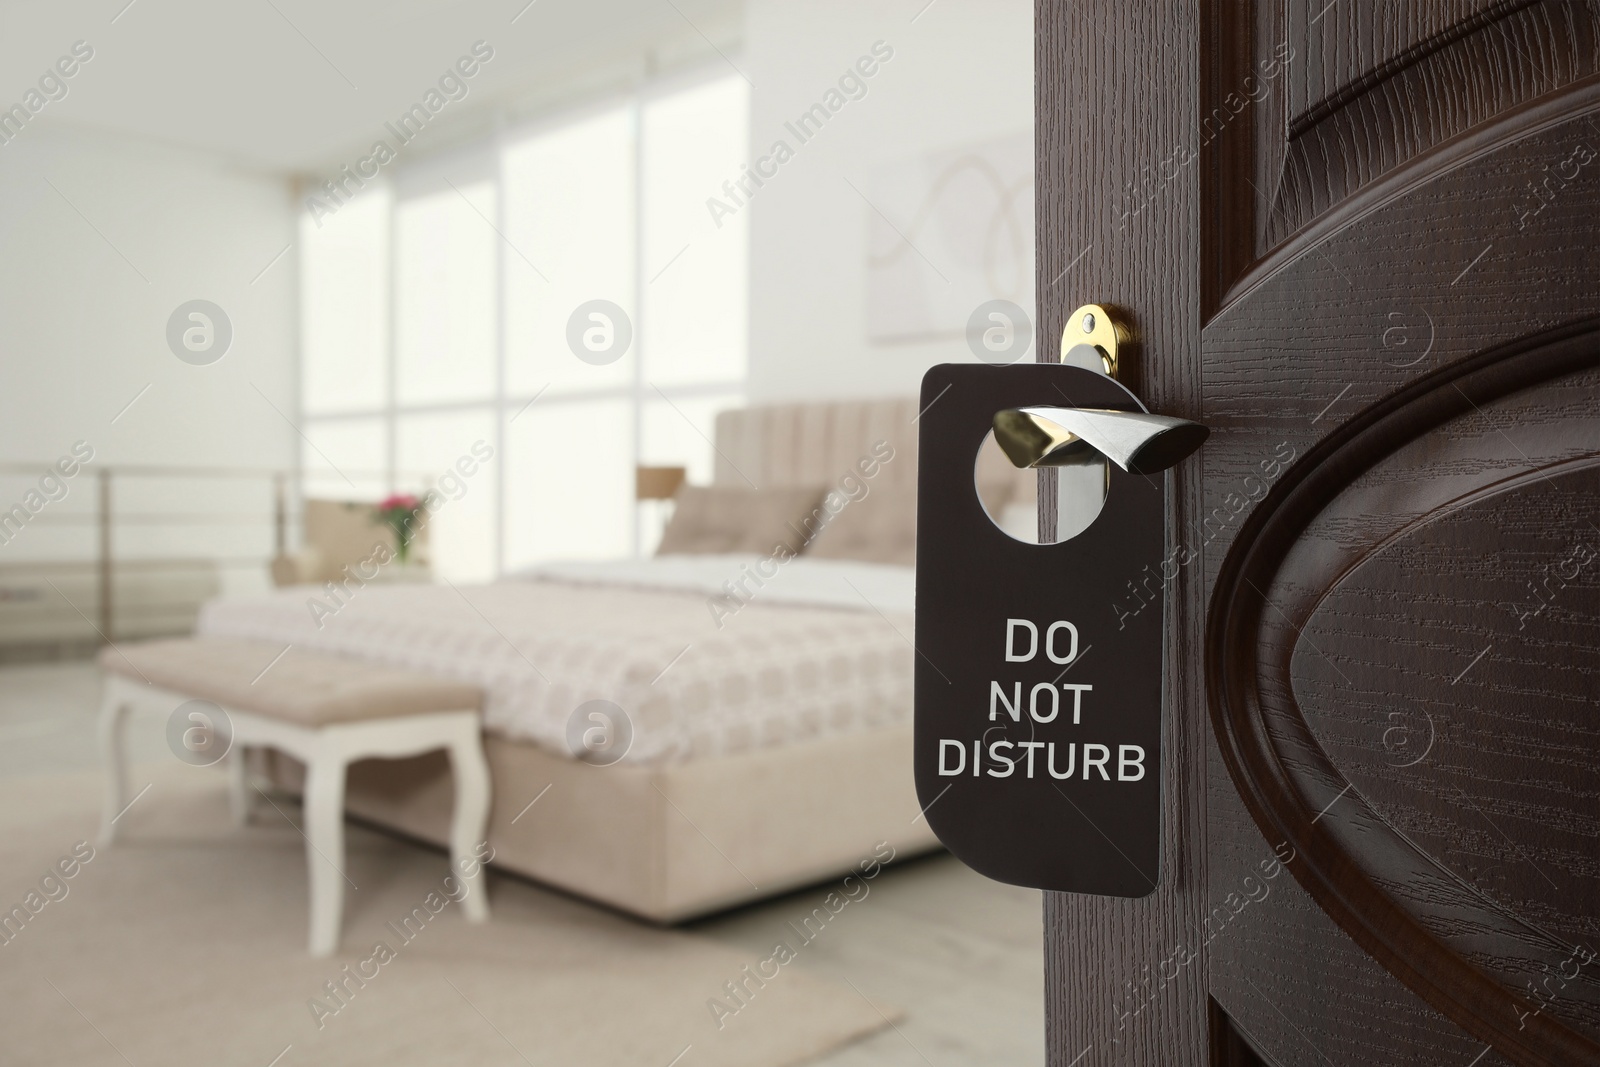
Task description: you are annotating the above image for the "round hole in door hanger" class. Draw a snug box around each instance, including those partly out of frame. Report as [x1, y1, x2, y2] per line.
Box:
[972, 429, 1108, 545]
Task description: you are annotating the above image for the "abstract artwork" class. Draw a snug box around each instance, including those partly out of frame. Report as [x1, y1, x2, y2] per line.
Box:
[864, 129, 1035, 342]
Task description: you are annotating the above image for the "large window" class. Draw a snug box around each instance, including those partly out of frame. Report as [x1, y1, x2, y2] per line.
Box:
[299, 71, 748, 581]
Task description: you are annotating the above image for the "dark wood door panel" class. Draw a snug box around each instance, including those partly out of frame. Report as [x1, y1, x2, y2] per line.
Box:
[1040, 2, 1598, 1063]
[1206, 745, 1521, 1067]
[1201, 51, 1600, 1067]
[1199, 87, 1600, 644]
[1207, 330, 1600, 1060]
[1037, 0, 1210, 1062]
[1295, 454, 1600, 1003]
[1273, 0, 1600, 245]
[1204, 0, 1600, 306]
[1286, 0, 1536, 130]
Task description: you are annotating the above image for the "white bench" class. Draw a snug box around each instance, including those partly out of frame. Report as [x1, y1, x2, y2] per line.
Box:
[98, 637, 491, 957]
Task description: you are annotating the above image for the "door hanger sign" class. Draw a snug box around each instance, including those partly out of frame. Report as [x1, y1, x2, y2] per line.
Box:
[913, 360, 1197, 898]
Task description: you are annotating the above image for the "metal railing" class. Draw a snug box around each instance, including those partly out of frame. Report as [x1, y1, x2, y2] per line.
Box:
[0, 462, 421, 647]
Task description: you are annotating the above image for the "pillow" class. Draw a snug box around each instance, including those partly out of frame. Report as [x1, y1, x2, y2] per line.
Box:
[803, 481, 918, 566]
[656, 485, 826, 556]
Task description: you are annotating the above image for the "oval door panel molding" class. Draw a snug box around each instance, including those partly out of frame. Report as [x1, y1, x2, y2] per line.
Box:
[1294, 462, 1600, 952]
[1208, 319, 1600, 1065]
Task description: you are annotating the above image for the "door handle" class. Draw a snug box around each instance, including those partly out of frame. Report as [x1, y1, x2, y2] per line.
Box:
[992, 406, 1208, 475]
[990, 303, 1208, 476]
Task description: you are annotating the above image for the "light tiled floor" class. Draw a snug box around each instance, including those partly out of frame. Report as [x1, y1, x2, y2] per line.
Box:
[0, 659, 157, 778]
[0, 658, 1045, 1066]
[690, 855, 1046, 1065]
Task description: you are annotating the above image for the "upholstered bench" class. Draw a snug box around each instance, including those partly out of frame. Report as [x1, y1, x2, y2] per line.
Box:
[97, 637, 490, 957]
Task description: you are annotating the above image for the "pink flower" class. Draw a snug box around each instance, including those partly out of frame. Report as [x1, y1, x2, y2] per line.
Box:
[372, 493, 425, 564]
[377, 493, 420, 512]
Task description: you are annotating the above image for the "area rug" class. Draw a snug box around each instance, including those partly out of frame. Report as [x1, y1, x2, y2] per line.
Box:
[0, 762, 895, 1066]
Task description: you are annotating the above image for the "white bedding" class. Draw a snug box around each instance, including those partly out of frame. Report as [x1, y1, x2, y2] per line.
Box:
[198, 556, 915, 766]
[521, 554, 916, 614]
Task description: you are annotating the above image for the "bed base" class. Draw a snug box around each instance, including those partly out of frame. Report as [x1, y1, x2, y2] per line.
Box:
[261, 723, 941, 923]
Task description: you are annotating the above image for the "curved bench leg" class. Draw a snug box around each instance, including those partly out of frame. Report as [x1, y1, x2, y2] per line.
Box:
[447, 722, 492, 923]
[98, 684, 132, 846]
[304, 747, 349, 957]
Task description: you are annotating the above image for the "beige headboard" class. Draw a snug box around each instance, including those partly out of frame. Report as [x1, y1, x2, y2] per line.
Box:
[711, 396, 1030, 500]
[712, 397, 917, 489]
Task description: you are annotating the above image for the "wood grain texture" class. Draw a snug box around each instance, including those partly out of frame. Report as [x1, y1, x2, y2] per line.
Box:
[1039, 3, 1600, 1064]
[1205, 0, 1600, 305]
[1272, 0, 1600, 245]
[1285, 0, 1538, 135]
[1298, 453, 1600, 983]
[1036, 1, 1208, 1063]
[1201, 69, 1600, 1067]
[1208, 326, 1600, 1066]
[1208, 998, 1272, 1066]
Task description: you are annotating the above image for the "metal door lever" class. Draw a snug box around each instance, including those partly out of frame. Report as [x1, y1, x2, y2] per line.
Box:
[992, 406, 1208, 475]
[991, 303, 1208, 477]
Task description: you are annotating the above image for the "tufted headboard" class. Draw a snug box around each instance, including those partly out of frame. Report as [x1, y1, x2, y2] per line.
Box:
[712, 397, 918, 489]
[711, 396, 1029, 499]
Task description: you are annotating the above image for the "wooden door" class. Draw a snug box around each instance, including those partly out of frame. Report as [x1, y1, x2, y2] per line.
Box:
[1035, 2, 1600, 1064]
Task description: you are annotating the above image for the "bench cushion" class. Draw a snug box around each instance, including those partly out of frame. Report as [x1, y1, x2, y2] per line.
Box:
[99, 638, 481, 727]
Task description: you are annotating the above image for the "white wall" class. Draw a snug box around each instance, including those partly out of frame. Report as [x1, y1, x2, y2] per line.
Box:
[742, 0, 1034, 402]
[0, 125, 297, 566]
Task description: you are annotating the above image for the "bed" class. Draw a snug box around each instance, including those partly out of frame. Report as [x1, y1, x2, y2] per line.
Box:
[199, 397, 1028, 921]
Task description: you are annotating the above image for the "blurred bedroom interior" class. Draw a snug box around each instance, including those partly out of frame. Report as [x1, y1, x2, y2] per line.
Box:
[0, 2, 1041, 1064]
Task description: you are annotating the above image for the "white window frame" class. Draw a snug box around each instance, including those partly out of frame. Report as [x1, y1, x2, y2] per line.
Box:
[300, 61, 748, 576]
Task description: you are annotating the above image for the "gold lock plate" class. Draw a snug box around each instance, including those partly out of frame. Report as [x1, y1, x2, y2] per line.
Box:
[1060, 303, 1127, 377]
